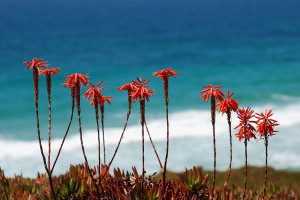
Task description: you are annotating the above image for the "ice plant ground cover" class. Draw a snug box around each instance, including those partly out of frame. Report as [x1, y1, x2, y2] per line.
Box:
[0, 58, 298, 199]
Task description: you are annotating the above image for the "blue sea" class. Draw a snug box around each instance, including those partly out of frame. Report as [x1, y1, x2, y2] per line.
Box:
[0, 0, 300, 177]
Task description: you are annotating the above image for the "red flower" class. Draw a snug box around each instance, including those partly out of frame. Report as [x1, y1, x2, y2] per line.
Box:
[84, 81, 105, 99]
[117, 83, 136, 93]
[235, 107, 256, 141]
[24, 58, 49, 71]
[255, 110, 279, 137]
[83, 81, 107, 105]
[201, 84, 224, 101]
[131, 77, 155, 102]
[216, 91, 239, 113]
[62, 73, 89, 88]
[153, 68, 178, 80]
[39, 68, 60, 76]
[98, 95, 112, 106]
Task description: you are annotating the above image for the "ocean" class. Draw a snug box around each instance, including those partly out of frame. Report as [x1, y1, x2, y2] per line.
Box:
[0, 0, 300, 177]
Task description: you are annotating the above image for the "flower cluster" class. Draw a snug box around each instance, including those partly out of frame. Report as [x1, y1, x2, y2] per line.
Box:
[83, 81, 112, 106]
[130, 77, 155, 102]
[62, 73, 89, 88]
[255, 110, 279, 137]
[235, 107, 256, 141]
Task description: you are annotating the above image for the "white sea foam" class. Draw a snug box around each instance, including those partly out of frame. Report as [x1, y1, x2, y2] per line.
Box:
[1, 102, 300, 177]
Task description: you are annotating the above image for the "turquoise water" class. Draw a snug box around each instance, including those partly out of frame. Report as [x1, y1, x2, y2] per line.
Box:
[0, 0, 300, 176]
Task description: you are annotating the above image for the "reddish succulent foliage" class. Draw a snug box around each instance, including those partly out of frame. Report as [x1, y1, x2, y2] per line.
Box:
[83, 81, 107, 105]
[131, 77, 155, 102]
[153, 68, 178, 80]
[23, 58, 49, 71]
[201, 84, 224, 101]
[39, 68, 60, 76]
[235, 107, 256, 141]
[216, 91, 239, 113]
[62, 73, 89, 88]
[255, 110, 279, 137]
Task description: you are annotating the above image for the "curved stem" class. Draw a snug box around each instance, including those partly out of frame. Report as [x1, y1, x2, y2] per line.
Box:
[211, 96, 216, 198]
[51, 88, 75, 174]
[100, 105, 106, 164]
[263, 136, 268, 199]
[224, 111, 232, 190]
[100, 95, 132, 183]
[243, 139, 247, 200]
[76, 86, 100, 199]
[145, 121, 163, 171]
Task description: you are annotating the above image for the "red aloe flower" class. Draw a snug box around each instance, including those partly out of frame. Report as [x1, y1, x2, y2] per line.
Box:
[39, 68, 60, 76]
[62, 73, 89, 88]
[117, 82, 136, 93]
[235, 107, 256, 141]
[153, 68, 178, 192]
[254, 109, 279, 199]
[201, 84, 224, 101]
[255, 110, 279, 137]
[83, 81, 106, 105]
[131, 77, 155, 102]
[24, 57, 49, 71]
[217, 91, 239, 114]
[217, 90, 238, 190]
[153, 68, 178, 80]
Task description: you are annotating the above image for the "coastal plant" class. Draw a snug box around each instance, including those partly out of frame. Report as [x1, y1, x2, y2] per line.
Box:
[216, 91, 239, 189]
[24, 58, 57, 199]
[201, 84, 224, 198]
[235, 107, 256, 200]
[254, 110, 279, 199]
[153, 68, 178, 194]
[131, 77, 155, 178]
[62, 73, 100, 198]
[83, 80, 108, 191]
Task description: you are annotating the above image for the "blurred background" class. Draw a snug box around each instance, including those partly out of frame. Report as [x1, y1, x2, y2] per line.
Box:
[0, 0, 300, 177]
